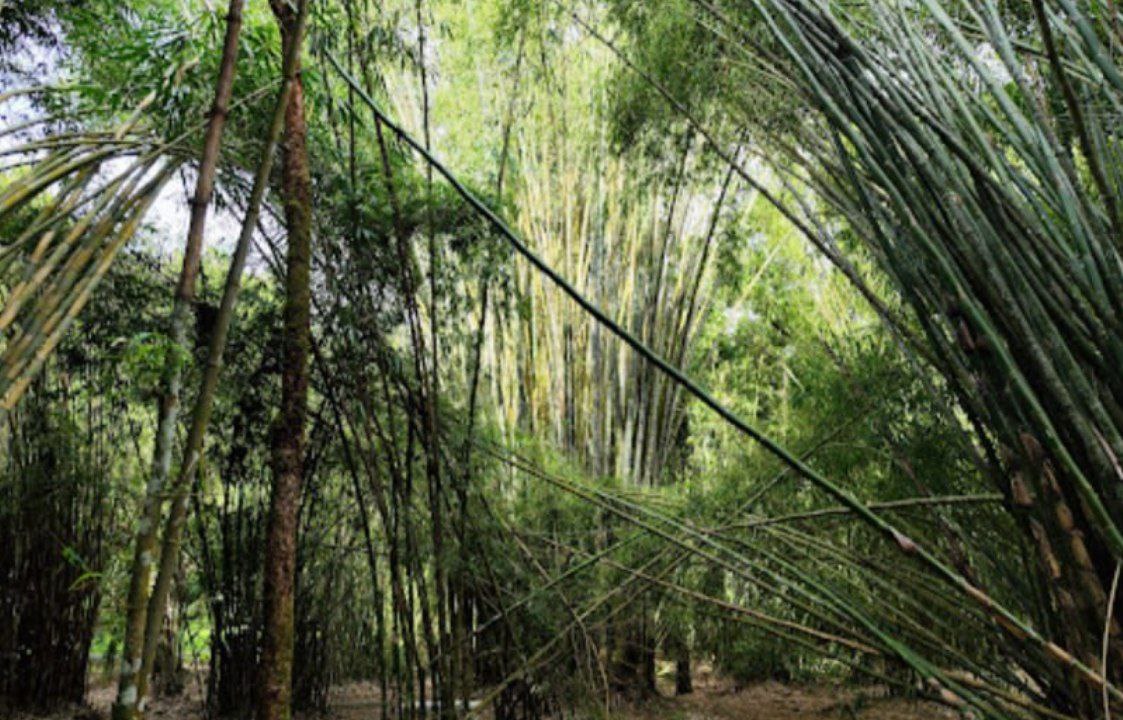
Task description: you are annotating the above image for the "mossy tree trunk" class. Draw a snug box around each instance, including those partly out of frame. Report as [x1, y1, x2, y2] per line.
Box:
[257, 2, 312, 719]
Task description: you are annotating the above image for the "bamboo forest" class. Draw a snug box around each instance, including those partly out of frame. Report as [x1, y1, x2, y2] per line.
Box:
[7, 1, 1123, 719]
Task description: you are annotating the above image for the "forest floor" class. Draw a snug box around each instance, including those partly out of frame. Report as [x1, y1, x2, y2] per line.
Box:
[610, 680, 952, 720]
[18, 673, 950, 720]
[326, 682, 948, 720]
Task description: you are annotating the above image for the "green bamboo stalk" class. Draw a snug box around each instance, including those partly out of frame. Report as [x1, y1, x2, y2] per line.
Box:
[113, 3, 246, 716]
[123, 10, 306, 714]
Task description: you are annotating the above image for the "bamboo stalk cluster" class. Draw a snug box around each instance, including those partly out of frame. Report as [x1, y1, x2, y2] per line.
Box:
[657, 0, 1123, 714]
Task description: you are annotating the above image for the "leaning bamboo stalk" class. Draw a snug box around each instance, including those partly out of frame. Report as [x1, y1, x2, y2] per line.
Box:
[1, 167, 174, 410]
[503, 517, 611, 698]
[760, 525, 999, 677]
[0, 168, 122, 332]
[0, 88, 155, 218]
[466, 542, 677, 717]
[0, 81, 274, 252]
[113, 3, 246, 716]
[720, 494, 1005, 532]
[482, 441, 886, 653]
[1, 161, 155, 364]
[0, 84, 79, 107]
[488, 439, 1020, 717]
[0, 166, 101, 275]
[129, 17, 307, 712]
[0, 144, 121, 217]
[0, 143, 169, 325]
[0, 95, 269, 357]
[0, 161, 164, 407]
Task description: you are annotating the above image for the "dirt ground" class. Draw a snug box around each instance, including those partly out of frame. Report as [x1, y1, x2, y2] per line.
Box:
[11, 675, 950, 720]
[611, 680, 951, 720]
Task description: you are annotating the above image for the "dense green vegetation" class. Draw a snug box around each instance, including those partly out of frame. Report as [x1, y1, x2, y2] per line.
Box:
[2, 1, 1122, 719]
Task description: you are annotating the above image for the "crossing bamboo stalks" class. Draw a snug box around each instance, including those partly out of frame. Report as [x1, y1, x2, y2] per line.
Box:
[605, 0, 1123, 712]
[329, 53, 1123, 715]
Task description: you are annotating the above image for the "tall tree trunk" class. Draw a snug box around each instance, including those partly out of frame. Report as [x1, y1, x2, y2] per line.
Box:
[258, 2, 312, 719]
[113, 3, 243, 717]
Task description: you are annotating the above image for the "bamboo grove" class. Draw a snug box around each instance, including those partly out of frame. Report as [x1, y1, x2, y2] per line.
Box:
[2, 1, 1123, 720]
